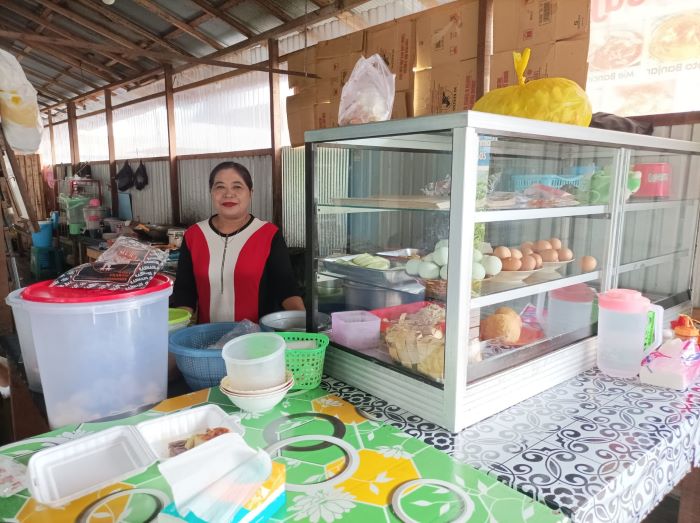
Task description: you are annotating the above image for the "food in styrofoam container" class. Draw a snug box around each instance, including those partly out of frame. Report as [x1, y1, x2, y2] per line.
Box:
[168, 427, 231, 457]
[435, 239, 449, 250]
[473, 250, 483, 263]
[405, 258, 421, 276]
[472, 262, 485, 280]
[418, 261, 440, 280]
[482, 255, 502, 276]
[440, 264, 448, 280]
[433, 246, 449, 266]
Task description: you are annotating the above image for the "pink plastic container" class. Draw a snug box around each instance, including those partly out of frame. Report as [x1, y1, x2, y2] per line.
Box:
[632, 163, 671, 198]
[331, 311, 380, 351]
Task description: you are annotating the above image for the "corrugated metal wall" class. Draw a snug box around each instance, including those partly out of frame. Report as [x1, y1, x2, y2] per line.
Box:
[178, 155, 272, 225]
[120, 160, 172, 224]
[89, 163, 112, 215]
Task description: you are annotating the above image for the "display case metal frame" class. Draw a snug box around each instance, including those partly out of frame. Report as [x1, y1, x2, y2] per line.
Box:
[304, 111, 700, 432]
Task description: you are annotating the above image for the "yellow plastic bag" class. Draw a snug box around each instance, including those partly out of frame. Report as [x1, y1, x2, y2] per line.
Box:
[474, 48, 592, 127]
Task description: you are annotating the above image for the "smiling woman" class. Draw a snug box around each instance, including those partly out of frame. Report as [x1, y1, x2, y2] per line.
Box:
[172, 161, 304, 323]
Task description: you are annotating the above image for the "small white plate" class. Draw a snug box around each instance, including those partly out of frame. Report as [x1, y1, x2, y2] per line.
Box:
[541, 259, 575, 273]
[220, 371, 294, 396]
[490, 269, 541, 283]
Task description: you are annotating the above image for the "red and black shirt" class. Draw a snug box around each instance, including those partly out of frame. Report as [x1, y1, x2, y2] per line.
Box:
[172, 215, 300, 323]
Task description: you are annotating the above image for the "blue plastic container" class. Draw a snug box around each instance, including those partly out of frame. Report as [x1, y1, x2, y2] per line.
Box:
[168, 322, 237, 391]
[31, 221, 53, 248]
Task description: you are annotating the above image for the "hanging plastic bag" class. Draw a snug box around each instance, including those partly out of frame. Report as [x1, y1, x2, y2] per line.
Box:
[0, 49, 43, 154]
[338, 54, 395, 126]
[134, 161, 149, 190]
[473, 48, 592, 127]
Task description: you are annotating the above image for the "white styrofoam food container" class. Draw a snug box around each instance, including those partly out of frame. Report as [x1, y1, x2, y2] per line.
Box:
[28, 405, 244, 507]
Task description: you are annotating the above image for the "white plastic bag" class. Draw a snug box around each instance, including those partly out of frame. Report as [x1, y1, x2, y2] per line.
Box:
[338, 54, 395, 126]
[0, 49, 43, 154]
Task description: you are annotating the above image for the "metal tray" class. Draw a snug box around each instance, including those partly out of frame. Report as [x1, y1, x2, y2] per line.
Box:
[376, 248, 421, 259]
[320, 254, 415, 287]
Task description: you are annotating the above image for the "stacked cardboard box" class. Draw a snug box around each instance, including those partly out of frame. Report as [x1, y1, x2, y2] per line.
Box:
[491, 0, 590, 89]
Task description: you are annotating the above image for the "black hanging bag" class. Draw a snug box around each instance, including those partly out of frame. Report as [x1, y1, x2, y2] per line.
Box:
[117, 161, 134, 191]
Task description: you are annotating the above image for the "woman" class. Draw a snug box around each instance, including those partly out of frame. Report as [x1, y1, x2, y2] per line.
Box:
[172, 161, 303, 323]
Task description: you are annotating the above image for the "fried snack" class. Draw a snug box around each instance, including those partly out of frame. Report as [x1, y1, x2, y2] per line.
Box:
[480, 313, 521, 344]
[168, 427, 230, 457]
[494, 307, 523, 329]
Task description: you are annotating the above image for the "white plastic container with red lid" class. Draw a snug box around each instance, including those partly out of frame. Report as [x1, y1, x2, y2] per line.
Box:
[18, 274, 173, 428]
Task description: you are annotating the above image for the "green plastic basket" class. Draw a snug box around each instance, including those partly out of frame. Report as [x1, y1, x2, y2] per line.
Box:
[279, 332, 329, 390]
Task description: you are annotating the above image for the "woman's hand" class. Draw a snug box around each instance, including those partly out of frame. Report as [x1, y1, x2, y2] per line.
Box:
[282, 296, 305, 311]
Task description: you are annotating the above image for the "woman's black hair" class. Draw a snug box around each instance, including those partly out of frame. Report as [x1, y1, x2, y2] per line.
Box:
[209, 161, 253, 191]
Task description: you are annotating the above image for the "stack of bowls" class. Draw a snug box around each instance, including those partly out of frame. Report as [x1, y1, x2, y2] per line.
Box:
[219, 333, 293, 412]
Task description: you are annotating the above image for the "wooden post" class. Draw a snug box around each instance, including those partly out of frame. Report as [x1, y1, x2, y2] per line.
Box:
[268, 38, 282, 230]
[476, 0, 493, 98]
[164, 65, 180, 225]
[67, 101, 80, 167]
[104, 89, 119, 216]
[48, 112, 58, 211]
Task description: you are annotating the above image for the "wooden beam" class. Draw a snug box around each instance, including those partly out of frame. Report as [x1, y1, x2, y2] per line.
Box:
[268, 39, 282, 229]
[132, 0, 226, 51]
[42, 0, 372, 110]
[48, 112, 58, 210]
[74, 0, 194, 57]
[1, 2, 145, 74]
[255, 0, 292, 22]
[0, 32, 320, 79]
[188, 0, 254, 37]
[164, 65, 180, 225]
[105, 90, 118, 216]
[67, 102, 80, 166]
[476, 0, 493, 98]
[33, 84, 68, 103]
[0, 125, 40, 232]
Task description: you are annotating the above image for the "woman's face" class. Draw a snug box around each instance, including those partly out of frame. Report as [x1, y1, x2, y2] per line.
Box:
[211, 168, 252, 221]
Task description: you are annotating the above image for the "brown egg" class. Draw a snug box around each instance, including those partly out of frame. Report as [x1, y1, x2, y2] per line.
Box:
[534, 239, 552, 252]
[510, 248, 523, 259]
[581, 255, 598, 272]
[549, 238, 562, 250]
[532, 252, 543, 268]
[493, 246, 511, 259]
[540, 249, 559, 262]
[557, 248, 574, 261]
[520, 255, 536, 271]
[520, 246, 534, 256]
[501, 257, 522, 271]
[520, 241, 534, 252]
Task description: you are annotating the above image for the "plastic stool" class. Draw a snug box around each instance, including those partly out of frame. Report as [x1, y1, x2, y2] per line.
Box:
[30, 246, 64, 280]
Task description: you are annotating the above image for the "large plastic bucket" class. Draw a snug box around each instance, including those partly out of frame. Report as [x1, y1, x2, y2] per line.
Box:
[31, 221, 52, 248]
[5, 288, 42, 392]
[20, 276, 173, 428]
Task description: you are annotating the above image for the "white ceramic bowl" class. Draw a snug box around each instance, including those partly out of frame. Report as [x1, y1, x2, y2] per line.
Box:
[220, 378, 294, 413]
[220, 371, 293, 396]
[490, 269, 541, 283]
[541, 259, 575, 273]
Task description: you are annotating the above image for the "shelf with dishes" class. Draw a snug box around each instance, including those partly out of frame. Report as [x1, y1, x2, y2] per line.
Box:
[623, 199, 699, 212]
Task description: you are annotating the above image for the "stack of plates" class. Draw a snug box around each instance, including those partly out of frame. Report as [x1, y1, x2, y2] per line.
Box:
[219, 371, 294, 413]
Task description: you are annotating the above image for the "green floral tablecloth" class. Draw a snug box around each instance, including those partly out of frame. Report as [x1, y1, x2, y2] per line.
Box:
[0, 386, 568, 522]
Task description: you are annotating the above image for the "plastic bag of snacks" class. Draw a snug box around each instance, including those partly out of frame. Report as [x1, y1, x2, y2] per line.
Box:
[338, 54, 395, 126]
[52, 236, 168, 291]
[0, 49, 43, 153]
[473, 48, 592, 127]
[214, 320, 261, 349]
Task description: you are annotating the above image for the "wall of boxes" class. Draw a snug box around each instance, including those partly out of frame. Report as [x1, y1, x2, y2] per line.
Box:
[286, 0, 591, 146]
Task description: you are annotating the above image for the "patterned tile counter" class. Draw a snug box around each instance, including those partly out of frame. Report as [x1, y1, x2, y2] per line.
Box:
[323, 369, 700, 523]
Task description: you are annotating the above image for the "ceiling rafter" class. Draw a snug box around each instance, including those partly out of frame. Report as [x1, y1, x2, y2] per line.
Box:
[73, 0, 194, 57]
[153, 0, 246, 45]
[131, 0, 226, 51]
[19, 64, 83, 95]
[2, 2, 143, 74]
[254, 0, 293, 23]
[33, 0, 161, 68]
[187, 0, 253, 38]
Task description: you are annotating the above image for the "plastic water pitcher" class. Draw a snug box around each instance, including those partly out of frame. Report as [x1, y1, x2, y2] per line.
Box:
[597, 289, 663, 378]
[539, 284, 597, 338]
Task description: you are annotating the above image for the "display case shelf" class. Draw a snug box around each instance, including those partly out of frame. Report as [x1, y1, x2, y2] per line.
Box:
[618, 249, 692, 274]
[624, 199, 700, 212]
[474, 205, 608, 222]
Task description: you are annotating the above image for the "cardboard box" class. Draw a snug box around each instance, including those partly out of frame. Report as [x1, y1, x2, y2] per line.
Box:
[414, 59, 478, 116]
[286, 91, 315, 147]
[287, 47, 316, 90]
[493, 0, 590, 53]
[315, 99, 340, 129]
[366, 19, 416, 92]
[315, 52, 363, 101]
[392, 91, 410, 119]
[416, 0, 479, 70]
[490, 39, 589, 89]
[316, 32, 365, 59]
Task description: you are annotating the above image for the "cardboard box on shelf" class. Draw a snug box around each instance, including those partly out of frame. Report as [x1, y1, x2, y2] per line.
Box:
[316, 32, 365, 59]
[286, 46, 316, 90]
[315, 99, 340, 130]
[315, 52, 363, 101]
[416, 0, 479, 70]
[392, 91, 410, 120]
[490, 39, 589, 90]
[366, 19, 416, 92]
[414, 59, 478, 116]
[315, 80, 341, 103]
[493, 0, 590, 54]
[286, 91, 315, 147]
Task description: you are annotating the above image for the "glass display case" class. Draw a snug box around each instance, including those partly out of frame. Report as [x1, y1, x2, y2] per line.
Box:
[304, 112, 700, 432]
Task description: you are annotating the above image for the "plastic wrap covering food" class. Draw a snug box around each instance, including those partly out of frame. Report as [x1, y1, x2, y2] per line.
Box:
[473, 48, 592, 127]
